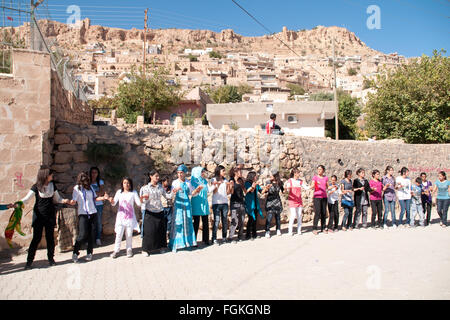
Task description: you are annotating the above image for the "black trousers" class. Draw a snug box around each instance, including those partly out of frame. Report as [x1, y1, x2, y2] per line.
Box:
[246, 211, 257, 238]
[313, 198, 328, 231]
[327, 202, 339, 230]
[422, 201, 432, 225]
[73, 214, 97, 255]
[27, 219, 55, 264]
[193, 215, 210, 244]
[370, 200, 383, 227]
[143, 211, 167, 253]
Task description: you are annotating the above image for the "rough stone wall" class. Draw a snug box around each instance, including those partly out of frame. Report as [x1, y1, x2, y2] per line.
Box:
[0, 49, 93, 252]
[50, 70, 93, 125]
[0, 49, 52, 250]
[49, 121, 450, 239]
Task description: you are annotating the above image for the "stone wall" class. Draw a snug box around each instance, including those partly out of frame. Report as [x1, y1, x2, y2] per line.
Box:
[49, 121, 450, 239]
[50, 70, 93, 126]
[0, 49, 93, 251]
[0, 49, 52, 250]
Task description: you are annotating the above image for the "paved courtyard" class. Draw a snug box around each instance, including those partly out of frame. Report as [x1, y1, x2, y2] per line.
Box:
[1, 210, 449, 300]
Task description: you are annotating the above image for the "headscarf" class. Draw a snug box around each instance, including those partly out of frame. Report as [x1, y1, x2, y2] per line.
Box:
[191, 167, 207, 189]
[177, 164, 188, 173]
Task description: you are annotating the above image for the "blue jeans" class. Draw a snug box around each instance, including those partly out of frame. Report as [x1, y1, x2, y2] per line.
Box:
[163, 207, 173, 235]
[212, 203, 228, 241]
[383, 198, 396, 226]
[140, 208, 146, 238]
[398, 199, 411, 225]
[436, 199, 449, 226]
[95, 204, 104, 240]
[341, 205, 353, 229]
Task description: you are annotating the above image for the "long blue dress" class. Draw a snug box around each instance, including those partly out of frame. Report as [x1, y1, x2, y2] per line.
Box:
[168, 179, 197, 252]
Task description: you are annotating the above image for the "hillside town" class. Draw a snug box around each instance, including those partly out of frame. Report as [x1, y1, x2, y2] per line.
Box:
[8, 18, 407, 134]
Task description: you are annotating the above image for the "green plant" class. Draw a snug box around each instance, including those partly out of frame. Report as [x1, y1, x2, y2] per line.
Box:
[286, 83, 305, 99]
[348, 68, 358, 76]
[209, 51, 223, 59]
[365, 49, 450, 143]
[229, 121, 239, 130]
[151, 150, 173, 174]
[188, 54, 198, 62]
[85, 143, 127, 182]
[182, 109, 200, 125]
[115, 64, 181, 124]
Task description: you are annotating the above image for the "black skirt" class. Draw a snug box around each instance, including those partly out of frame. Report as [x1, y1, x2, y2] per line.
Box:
[142, 210, 167, 253]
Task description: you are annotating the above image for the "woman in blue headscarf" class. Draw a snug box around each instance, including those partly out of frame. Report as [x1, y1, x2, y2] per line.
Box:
[168, 164, 203, 252]
[191, 167, 214, 246]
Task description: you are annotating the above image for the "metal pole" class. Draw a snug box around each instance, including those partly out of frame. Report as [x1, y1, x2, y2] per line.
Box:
[332, 37, 339, 140]
[142, 8, 148, 120]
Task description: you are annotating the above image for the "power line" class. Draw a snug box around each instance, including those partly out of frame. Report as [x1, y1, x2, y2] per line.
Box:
[230, 0, 332, 86]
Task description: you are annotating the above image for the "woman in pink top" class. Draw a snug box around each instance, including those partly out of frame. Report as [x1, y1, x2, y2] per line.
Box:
[369, 170, 383, 228]
[310, 165, 329, 235]
[284, 168, 310, 236]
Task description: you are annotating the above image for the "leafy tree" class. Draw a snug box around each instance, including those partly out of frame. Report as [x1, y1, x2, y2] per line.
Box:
[286, 83, 305, 99]
[311, 91, 362, 140]
[188, 54, 198, 62]
[348, 68, 358, 76]
[309, 92, 333, 101]
[365, 50, 449, 143]
[209, 51, 223, 59]
[208, 84, 252, 103]
[115, 64, 181, 123]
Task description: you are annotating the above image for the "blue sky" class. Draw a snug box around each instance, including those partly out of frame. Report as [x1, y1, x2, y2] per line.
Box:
[6, 0, 450, 57]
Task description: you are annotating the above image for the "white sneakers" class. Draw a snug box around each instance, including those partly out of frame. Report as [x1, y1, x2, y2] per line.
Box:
[383, 225, 388, 229]
[73, 253, 93, 262]
[277, 230, 282, 236]
[96, 239, 102, 246]
[265, 231, 270, 238]
[127, 249, 133, 258]
[110, 251, 118, 259]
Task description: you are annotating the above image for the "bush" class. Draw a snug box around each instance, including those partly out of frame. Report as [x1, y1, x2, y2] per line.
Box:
[348, 68, 357, 76]
[209, 51, 223, 59]
[85, 143, 127, 182]
[182, 109, 201, 126]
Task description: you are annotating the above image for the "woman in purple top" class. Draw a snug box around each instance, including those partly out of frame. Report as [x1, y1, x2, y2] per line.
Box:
[369, 170, 383, 228]
[310, 165, 329, 235]
[382, 166, 397, 228]
[420, 172, 432, 226]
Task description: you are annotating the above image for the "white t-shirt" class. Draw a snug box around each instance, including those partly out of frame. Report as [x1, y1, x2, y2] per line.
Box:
[396, 176, 412, 200]
[211, 178, 229, 205]
[327, 184, 340, 204]
[112, 190, 141, 233]
[72, 185, 97, 216]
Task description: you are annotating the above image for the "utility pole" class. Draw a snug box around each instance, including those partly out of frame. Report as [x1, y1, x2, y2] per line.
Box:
[142, 8, 148, 120]
[30, 0, 44, 50]
[332, 37, 339, 140]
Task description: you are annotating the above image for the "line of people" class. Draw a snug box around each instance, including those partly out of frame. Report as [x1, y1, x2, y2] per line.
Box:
[3, 164, 448, 270]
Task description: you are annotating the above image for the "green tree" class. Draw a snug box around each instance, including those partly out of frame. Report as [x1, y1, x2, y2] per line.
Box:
[115, 64, 181, 123]
[312, 90, 362, 140]
[348, 68, 358, 76]
[365, 50, 450, 143]
[286, 83, 305, 99]
[209, 51, 223, 59]
[209, 84, 251, 103]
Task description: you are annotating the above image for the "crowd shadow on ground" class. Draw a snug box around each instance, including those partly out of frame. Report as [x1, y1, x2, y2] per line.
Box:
[0, 218, 444, 276]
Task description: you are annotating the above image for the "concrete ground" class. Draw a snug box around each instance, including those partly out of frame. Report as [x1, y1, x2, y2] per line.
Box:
[0, 209, 449, 300]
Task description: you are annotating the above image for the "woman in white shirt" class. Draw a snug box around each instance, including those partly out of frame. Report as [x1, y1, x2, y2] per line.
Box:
[140, 170, 175, 257]
[108, 177, 145, 258]
[21, 168, 71, 269]
[70, 171, 109, 263]
[211, 165, 232, 244]
[396, 167, 412, 227]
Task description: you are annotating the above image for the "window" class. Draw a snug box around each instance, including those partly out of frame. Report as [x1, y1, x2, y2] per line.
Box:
[266, 104, 273, 112]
